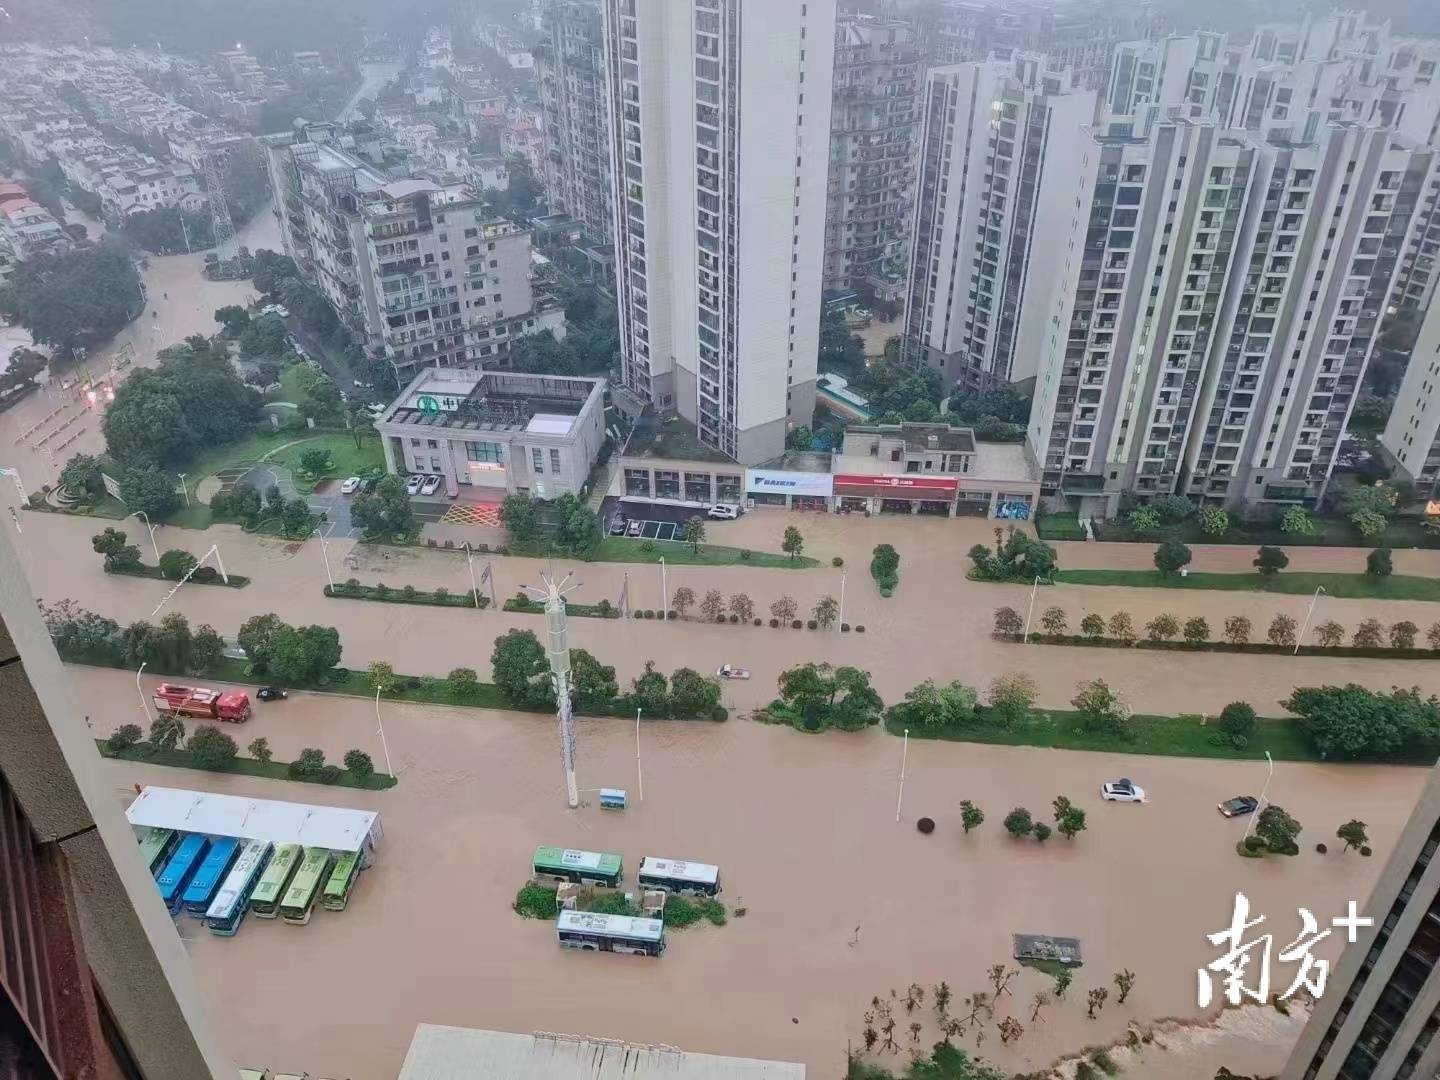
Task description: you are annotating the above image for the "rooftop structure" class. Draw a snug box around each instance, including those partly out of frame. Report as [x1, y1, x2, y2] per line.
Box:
[125, 786, 381, 853]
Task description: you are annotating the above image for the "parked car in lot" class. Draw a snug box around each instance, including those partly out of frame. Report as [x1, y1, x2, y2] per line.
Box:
[1217, 795, 1259, 818]
[256, 687, 287, 702]
[406, 474, 424, 495]
[626, 520, 643, 537]
[707, 504, 740, 520]
[1100, 778, 1145, 802]
[420, 474, 443, 496]
[340, 476, 362, 495]
[608, 516, 628, 535]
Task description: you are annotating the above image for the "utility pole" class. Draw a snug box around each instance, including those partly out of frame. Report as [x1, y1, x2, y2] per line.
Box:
[1022, 574, 1042, 642]
[525, 571, 581, 808]
[1295, 586, 1327, 655]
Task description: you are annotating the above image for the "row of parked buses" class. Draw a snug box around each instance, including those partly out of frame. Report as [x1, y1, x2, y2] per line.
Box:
[139, 828, 363, 936]
[531, 846, 721, 958]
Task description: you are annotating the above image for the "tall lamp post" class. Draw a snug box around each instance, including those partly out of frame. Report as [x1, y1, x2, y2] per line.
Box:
[1022, 574, 1043, 642]
[313, 524, 335, 589]
[635, 707, 644, 802]
[1295, 585, 1327, 655]
[374, 686, 394, 776]
[127, 511, 160, 561]
[135, 662, 151, 726]
[1242, 751, 1275, 842]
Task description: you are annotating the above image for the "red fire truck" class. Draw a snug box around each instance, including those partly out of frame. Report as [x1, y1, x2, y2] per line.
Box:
[151, 683, 252, 723]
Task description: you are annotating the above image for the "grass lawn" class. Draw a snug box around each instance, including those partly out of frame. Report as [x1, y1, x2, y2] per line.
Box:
[179, 429, 302, 503]
[887, 710, 1327, 763]
[594, 536, 817, 568]
[265, 432, 385, 494]
[1055, 568, 1440, 602]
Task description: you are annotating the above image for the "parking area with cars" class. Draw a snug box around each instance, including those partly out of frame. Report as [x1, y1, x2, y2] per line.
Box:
[603, 498, 744, 541]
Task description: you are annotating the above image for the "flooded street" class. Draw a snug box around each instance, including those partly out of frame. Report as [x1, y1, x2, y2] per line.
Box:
[79, 669, 1421, 1078]
[0, 210, 280, 491]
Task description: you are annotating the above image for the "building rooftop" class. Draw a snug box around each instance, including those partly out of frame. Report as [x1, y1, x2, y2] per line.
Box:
[398, 1027, 804, 1080]
[845, 422, 976, 453]
[754, 450, 833, 474]
[379, 367, 601, 435]
[624, 414, 736, 464]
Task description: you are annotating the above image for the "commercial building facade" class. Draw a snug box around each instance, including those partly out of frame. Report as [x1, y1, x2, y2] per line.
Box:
[601, 0, 836, 465]
[1380, 289, 1440, 498]
[1281, 761, 1440, 1078]
[824, 15, 920, 301]
[904, 55, 1096, 389]
[376, 367, 606, 499]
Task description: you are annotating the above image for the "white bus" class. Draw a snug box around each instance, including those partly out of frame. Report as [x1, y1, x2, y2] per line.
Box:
[637, 856, 721, 897]
[204, 840, 272, 937]
[556, 910, 665, 957]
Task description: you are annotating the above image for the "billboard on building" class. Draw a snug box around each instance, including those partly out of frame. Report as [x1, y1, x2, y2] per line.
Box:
[745, 469, 834, 498]
[832, 473, 958, 499]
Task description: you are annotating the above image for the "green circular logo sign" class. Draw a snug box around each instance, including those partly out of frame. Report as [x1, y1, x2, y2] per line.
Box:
[417, 394, 440, 414]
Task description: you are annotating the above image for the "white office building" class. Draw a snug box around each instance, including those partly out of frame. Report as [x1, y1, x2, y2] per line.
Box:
[601, 0, 836, 465]
[1381, 288, 1440, 498]
[904, 55, 1096, 390]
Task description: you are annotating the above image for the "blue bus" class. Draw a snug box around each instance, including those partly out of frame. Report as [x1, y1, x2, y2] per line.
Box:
[157, 834, 210, 915]
[182, 837, 240, 916]
[205, 840, 272, 937]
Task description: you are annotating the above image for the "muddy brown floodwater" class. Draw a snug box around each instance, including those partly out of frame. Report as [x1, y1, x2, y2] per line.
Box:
[76, 668, 1423, 1079]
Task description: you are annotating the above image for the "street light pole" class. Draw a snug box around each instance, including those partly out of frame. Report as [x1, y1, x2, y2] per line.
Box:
[131, 511, 160, 561]
[136, 662, 151, 725]
[659, 556, 667, 613]
[1243, 751, 1275, 842]
[1295, 585, 1327, 655]
[838, 568, 847, 630]
[177, 473, 190, 507]
[894, 728, 910, 822]
[464, 544, 480, 609]
[635, 707, 643, 802]
[313, 526, 334, 589]
[374, 686, 394, 777]
[1022, 574, 1042, 642]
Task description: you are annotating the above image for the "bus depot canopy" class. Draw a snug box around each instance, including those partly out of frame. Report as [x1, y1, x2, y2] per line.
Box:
[399, 1027, 805, 1079]
[126, 786, 381, 854]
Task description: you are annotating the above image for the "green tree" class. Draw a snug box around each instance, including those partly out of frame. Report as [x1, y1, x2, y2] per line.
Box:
[1366, 548, 1393, 578]
[1218, 702, 1257, 739]
[119, 461, 180, 518]
[105, 724, 144, 753]
[786, 425, 813, 450]
[1153, 539, 1192, 576]
[1254, 546, 1289, 577]
[491, 629, 549, 707]
[1071, 679, 1130, 737]
[1392, 621, 1419, 650]
[148, 612, 193, 672]
[214, 304, 251, 336]
[446, 667, 480, 700]
[299, 447, 332, 476]
[1128, 505, 1162, 533]
[729, 593, 755, 622]
[350, 475, 414, 539]
[1255, 804, 1302, 854]
[288, 747, 326, 780]
[672, 586, 696, 616]
[1080, 613, 1105, 638]
[190, 624, 224, 674]
[1284, 684, 1440, 758]
[158, 548, 198, 581]
[960, 801, 985, 834]
[778, 662, 834, 724]
[343, 749, 375, 782]
[0, 241, 142, 352]
[367, 660, 397, 695]
[1106, 611, 1136, 643]
[1268, 614, 1298, 648]
[987, 672, 1037, 728]
[1054, 797, 1087, 839]
[187, 725, 238, 770]
[147, 715, 185, 753]
[1114, 970, 1136, 1005]
[569, 648, 617, 710]
[1351, 509, 1388, 538]
[281, 498, 313, 537]
[91, 527, 141, 570]
[1280, 506, 1316, 535]
[1223, 615, 1252, 644]
[271, 625, 341, 684]
[1353, 619, 1385, 648]
[1183, 616, 1210, 644]
[1197, 505, 1230, 537]
[1315, 620, 1346, 648]
[1003, 807, 1034, 837]
[500, 493, 539, 540]
[669, 667, 721, 719]
[992, 606, 1023, 635]
[1039, 606, 1067, 635]
[889, 679, 977, 729]
[247, 737, 272, 764]
[1032, 823, 1052, 844]
[871, 542, 901, 587]
[782, 526, 806, 564]
[59, 452, 103, 500]
[1337, 820, 1369, 853]
[813, 594, 839, 630]
[682, 515, 706, 554]
[1145, 613, 1180, 642]
[699, 589, 724, 621]
[629, 661, 670, 714]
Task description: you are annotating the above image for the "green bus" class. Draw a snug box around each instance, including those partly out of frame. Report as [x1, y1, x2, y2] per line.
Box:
[320, 851, 361, 911]
[279, 847, 331, 925]
[248, 842, 302, 919]
[532, 846, 623, 888]
[136, 828, 179, 877]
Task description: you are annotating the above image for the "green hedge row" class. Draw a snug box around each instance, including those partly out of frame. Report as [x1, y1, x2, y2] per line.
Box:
[995, 631, 1440, 660]
[324, 582, 489, 608]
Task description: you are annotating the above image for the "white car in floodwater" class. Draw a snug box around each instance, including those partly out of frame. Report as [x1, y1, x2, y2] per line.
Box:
[1101, 779, 1145, 802]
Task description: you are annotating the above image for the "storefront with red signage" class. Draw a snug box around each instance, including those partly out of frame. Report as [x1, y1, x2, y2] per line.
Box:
[832, 473, 960, 515]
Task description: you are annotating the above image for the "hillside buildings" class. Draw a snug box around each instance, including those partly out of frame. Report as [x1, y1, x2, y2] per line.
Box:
[824, 15, 920, 302]
[535, 0, 614, 247]
[601, 0, 836, 465]
[0, 178, 71, 281]
[263, 123, 564, 376]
